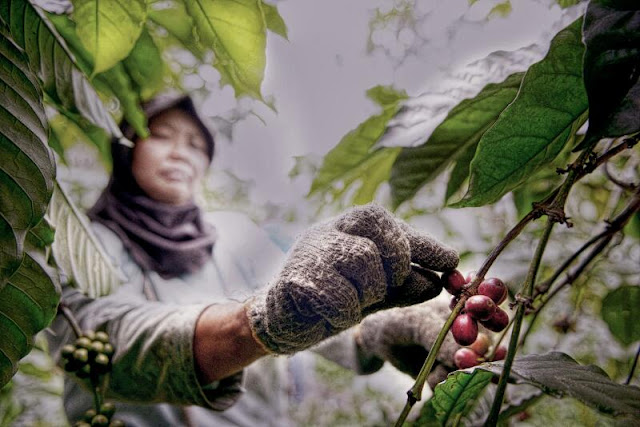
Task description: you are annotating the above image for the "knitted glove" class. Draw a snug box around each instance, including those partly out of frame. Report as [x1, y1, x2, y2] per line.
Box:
[355, 297, 459, 387]
[247, 204, 458, 354]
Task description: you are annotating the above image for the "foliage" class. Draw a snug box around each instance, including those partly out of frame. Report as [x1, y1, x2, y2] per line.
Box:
[0, 0, 285, 388]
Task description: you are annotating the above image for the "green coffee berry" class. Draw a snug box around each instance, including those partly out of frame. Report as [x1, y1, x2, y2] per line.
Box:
[76, 337, 92, 350]
[90, 341, 105, 355]
[100, 402, 116, 418]
[102, 343, 114, 357]
[83, 330, 96, 341]
[73, 348, 89, 364]
[108, 420, 125, 427]
[91, 414, 110, 427]
[76, 363, 92, 379]
[83, 409, 97, 422]
[95, 331, 110, 343]
[61, 344, 76, 360]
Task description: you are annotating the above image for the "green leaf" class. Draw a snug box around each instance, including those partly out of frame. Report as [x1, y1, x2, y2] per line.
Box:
[0, 3, 122, 138]
[48, 13, 147, 138]
[390, 72, 523, 208]
[71, 0, 147, 75]
[0, 22, 54, 285]
[477, 352, 640, 417]
[0, 248, 61, 388]
[309, 85, 408, 204]
[601, 286, 640, 346]
[26, 218, 55, 250]
[49, 112, 112, 169]
[185, 0, 268, 100]
[624, 212, 640, 239]
[46, 184, 123, 298]
[444, 140, 478, 204]
[415, 370, 493, 426]
[123, 27, 166, 101]
[578, 0, 640, 149]
[262, 1, 287, 39]
[454, 18, 588, 208]
[148, 0, 206, 60]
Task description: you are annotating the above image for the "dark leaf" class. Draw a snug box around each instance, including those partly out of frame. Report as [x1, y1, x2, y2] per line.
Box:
[578, 0, 640, 150]
[601, 286, 640, 346]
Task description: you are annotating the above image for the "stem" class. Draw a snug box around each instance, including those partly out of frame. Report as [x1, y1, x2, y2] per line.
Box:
[394, 301, 464, 427]
[485, 220, 554, 426]
[59, 302, 82, 338]
[626, 344, 640, 385]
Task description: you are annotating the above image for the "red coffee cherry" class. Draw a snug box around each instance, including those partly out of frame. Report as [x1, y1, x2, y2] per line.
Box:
[480, 307, 509, 332]
[443, 270, 466, 296]
[465, 271, 477, 283]
[478, 278, 507, 304]
[469, 332, 491, 357]
[465, 295, 497, 321]
[454, 347, 480, 369]
[449, 296, 460, 311]
[451, 314, 478, 346]
[492, 345, 507, 361]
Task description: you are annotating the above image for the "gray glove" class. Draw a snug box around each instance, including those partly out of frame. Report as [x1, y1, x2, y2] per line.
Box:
[247, 204, 458, 354]
[355, 297, 459, 387]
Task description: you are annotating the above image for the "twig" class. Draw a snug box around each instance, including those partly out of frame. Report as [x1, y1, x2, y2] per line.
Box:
[626, 344, 640, 385]
[485, 220, 555, 426]
[58, 302, 82, 338]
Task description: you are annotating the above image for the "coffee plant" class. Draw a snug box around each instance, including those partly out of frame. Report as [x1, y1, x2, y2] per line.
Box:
[0, 0, 639, 426]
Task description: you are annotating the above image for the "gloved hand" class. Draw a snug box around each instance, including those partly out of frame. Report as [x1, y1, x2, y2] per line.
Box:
[354, 297, 459, 388]
[247, 204, 458, 354]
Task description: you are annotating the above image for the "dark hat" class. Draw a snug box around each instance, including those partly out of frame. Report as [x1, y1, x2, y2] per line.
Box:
[119, 93, 215, 161]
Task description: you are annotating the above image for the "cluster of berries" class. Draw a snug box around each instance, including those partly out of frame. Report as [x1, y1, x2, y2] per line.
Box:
[73, 402, 124, 427]
[442, 270, 510, 369]
[61, 330, 114, 380]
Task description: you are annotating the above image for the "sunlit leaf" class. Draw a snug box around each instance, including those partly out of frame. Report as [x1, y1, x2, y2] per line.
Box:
[48, 13, 147, 138]
[488, 0, 512, 19]
[262, 1, 288, 39]
[46, 184, 123, 298]
[309, 85, 407, 204]
[601, 286, 640, 346]
[0, 22, 54, 285]
[415, 370, 493, 426]
[71, 0, 147, 75]
[578, 0, 640, 149]
[148, 0, 206, 60]
[454, 18, 588, 207]
[185, 0, 268, 100]
[390, 72, 523, 208]
[0, 248, 60, 388]
[477, 352, 640, 417]
[49, 113, 111, 169]
[123, 27, 166, 100]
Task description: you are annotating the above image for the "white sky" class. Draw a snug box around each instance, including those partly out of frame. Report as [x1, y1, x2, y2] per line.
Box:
[199, 0, 583, 210]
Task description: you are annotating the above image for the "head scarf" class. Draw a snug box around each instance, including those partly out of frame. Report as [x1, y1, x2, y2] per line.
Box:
[88, 95, 216, 278]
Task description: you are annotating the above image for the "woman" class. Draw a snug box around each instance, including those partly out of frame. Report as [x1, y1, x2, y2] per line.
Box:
[50, 93, 461, 426]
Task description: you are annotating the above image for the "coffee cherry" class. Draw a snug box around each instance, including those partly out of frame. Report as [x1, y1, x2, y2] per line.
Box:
[469, 332, 491, 356]
[449, 296, 460, 311]
[76, 337, 92, 350]
[454, 348, 480, 369]
[83, 330, 96, 341]
[95, 331, 110, 343]
[109, 420, 125, 427]
[73, 422, 91, 427]
[91, 414, 110, 427]
[465, 295, 497, 321]
[100, 402, 116, 418]
[478, 278, 507, 304]
[480, 307, 509, 332]
[93, 353, 111, 374]
[103, 343, 114, 357]
[492, 345, 507, 361]
[89, 341, 105, 355]
[61, 344, 76, 360]
[77, 363, 92, 379]
[443, 270, 466, 296]
[451, 314, 478, 346]
[83, 409, 97, 422]
[465, 271, 477, 283]
[73, 348, 89, 364]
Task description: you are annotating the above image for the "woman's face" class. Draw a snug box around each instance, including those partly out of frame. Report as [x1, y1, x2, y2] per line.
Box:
[132, 108, 210, 205]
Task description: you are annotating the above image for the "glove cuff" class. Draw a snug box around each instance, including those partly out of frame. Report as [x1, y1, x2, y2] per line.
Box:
[245, 294, 302, 355]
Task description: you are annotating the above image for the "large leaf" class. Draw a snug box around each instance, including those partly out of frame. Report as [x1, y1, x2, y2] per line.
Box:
[47, 184, 123, 298]
[71, 0, 147, 75]
[48, 13, 147, 138]
[185, 0, 268, 100]
[478, 352, 640, 418]
[390, 72, 524, 209]
[123, 27, 165, 101]
[414, 369, 493, 426]
[454, 18, 589, 207]
[309, 86, 407, 204]
[601, 286, 640, 346]
[578, 0, 640, 149]
[262, 1, 287, 40]
[2, 1, 122, 138]
[0, 247, 60, 388]
[148, 0, 207, 60]
[0, 23, 54, 285]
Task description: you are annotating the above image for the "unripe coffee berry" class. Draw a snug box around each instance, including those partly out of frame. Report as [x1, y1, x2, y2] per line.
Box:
[465, 295, 497, 321]
[469, 332, 491, 356]
[90, 341, 105, 355]
[61, 344, 76, 360]
[83, 409, 97, 422]
[73, 348, 89, 364]
[454, 348, 480, 369]
[100, 402, 116, 418]
[109, 420, 125, 427]
[76, 337, 92, 350]
[478, 278, 507, 304]
[480, 307, 509, 332]
[451, 314, 478, 346]
[95, 331, 110, 343]
[83, 330, 96, 341]
[103, 343, 114, 357]
[443, 270, 466, 295]
[91, 414, 109, 427]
